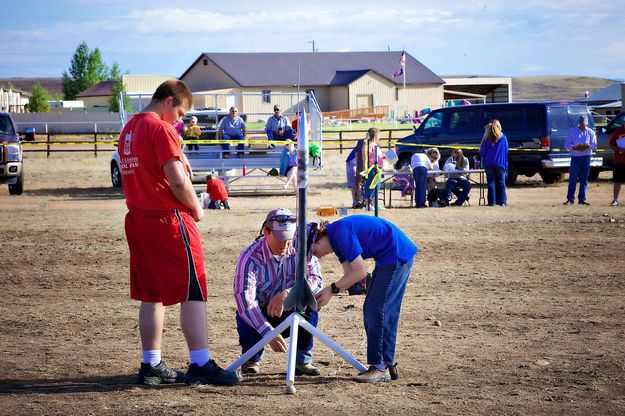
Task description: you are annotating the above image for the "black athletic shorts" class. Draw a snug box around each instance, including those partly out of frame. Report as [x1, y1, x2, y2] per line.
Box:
[614, 164, 625, 183]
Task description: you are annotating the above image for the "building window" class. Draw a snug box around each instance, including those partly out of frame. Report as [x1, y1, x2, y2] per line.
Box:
[203, 59, 208, 66]
[262, 90, 271, 103]
[395, 87, 399, 101]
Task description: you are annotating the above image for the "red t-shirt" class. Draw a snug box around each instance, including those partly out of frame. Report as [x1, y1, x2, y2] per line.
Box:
[609, 125, 625, 165]
[206, 178, 228, 200]
[119, 112, 189, 211]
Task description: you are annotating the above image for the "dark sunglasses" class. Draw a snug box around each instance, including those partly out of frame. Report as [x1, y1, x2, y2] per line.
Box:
[271, 215, 296, 223]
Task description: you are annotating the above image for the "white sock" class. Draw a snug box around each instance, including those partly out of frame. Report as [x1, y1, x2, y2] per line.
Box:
[189, 348, 211, 367]
[142, 350, 161, 366]
[374, 363, 388, 371]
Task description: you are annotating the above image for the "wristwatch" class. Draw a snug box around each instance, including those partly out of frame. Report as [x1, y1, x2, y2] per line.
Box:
[331, 282, 340, 294]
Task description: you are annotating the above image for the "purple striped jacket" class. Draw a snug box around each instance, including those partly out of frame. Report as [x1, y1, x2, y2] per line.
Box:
[233, 238, 323, 336]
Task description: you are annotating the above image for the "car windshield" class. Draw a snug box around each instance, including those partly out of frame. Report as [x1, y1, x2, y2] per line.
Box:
[0, 116, 16, 135]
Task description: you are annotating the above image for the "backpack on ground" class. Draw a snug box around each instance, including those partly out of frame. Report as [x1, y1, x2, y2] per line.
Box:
[427, 188, 451, 207]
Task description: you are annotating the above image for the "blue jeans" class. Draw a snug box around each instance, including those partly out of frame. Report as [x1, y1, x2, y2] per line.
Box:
[363, 258, 414, 367]
[566, 155, 591, 203]
[484, 166, 507, 205]
[266, 127, 295, 141]
[222, 133, 245, 156]
[236, 308, 317, 364]
[412, 166, 428, 207]
[445, 177, 472, 205]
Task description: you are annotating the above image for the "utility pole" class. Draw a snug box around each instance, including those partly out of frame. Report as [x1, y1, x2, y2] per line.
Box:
[306, 40, 317, 53]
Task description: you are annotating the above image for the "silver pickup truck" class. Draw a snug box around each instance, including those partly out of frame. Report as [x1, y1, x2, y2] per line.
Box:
[0, 112, 24, 195]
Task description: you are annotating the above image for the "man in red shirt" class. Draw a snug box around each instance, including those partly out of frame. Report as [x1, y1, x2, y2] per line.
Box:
[205, 174, 230, 209]
[609, 124, 625, 206]
[120, 80, 241, 386]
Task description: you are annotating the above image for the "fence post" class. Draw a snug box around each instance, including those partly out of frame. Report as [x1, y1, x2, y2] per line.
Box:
[339, 131, 343, 154]
[94, 123, 98, 157]
[388, 130, 392, 149]
[46, 123, 50, 158]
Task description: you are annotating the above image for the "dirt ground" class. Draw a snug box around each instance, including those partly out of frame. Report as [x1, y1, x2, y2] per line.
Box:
[1, 150, 624, 416]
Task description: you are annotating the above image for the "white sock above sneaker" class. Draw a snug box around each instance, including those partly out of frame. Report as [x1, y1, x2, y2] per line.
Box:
[373, 363, 388, 371]
[142, 350, 161, 367]
[189, 348, 211, 367]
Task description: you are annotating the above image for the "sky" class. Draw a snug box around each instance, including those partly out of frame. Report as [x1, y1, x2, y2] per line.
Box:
[1, 0, 623, 80]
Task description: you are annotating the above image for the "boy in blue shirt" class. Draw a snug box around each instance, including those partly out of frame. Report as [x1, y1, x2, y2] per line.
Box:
[313, 215, 418, 383]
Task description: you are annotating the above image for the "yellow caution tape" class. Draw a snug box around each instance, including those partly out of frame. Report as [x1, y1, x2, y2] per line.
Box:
[359, 165, 383, 189]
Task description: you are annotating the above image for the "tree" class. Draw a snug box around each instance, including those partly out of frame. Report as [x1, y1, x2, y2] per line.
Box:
[29, 82, 50, 113]
[108, 63, 132, 113]
[62, 41, 108, 100]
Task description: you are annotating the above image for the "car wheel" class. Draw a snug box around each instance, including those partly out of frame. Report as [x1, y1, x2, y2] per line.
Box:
[588, 169, 600, 181]
[8, 171, 24, 195]
[111, 161, 122, 188]
[505, 164, 518, 186]
[539, 171, 564, 184]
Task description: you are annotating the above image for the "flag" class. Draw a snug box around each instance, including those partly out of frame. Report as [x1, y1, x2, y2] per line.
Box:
[393, 50, 406, 77]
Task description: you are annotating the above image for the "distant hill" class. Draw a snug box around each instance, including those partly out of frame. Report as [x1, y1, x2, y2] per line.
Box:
[0, 77, 64, 98]
[512, 76, 616, 102]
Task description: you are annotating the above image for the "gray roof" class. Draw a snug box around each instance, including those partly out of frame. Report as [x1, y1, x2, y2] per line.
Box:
[181, 52, 444, 87]
[577, 83, 623, 103]
[76, 80, 114, 97]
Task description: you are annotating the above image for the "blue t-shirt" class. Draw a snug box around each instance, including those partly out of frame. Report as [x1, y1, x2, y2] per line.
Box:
[219, 116, 246, 136]
[326, 215, 418, 266]
[345, 139, 365, 164]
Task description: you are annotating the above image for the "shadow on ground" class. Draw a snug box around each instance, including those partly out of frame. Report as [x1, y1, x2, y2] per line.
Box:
[24, 187, 125, 200]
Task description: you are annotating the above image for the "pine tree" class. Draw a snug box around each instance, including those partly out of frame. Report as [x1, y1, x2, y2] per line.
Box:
[62, 41, 108, 100]
[29, 82, 50, 113]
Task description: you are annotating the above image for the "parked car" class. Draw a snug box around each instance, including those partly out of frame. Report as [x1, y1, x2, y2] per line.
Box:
[0, 112, 24, 195]
[395, 102, 604, 185]
[182, 107, 242, 139]
[110, 146, 122, 188]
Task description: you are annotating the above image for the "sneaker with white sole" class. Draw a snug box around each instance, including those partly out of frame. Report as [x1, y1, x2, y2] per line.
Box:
[137, 361, 184, 386]
[611, 200, 619, 206]
[355, 366, 391, 383]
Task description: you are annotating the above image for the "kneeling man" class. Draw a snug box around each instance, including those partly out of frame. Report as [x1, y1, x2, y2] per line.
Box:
[233, 208, 323, 375]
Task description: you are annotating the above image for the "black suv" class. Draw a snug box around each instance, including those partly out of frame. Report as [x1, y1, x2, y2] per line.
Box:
[0, 112, 24, 195]
[395, 102, 604, 185]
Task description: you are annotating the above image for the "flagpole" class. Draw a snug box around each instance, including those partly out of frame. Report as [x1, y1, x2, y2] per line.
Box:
[402, 49, 406, 118]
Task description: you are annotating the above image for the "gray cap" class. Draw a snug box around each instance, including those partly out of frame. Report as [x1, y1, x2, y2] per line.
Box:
[578, 115, 588, 124]
[263, 208, 296, 241]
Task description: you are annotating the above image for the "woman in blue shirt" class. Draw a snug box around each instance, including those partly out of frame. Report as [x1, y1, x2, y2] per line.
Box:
[479, 119, 509, 206]
[313, 215, 418, 384]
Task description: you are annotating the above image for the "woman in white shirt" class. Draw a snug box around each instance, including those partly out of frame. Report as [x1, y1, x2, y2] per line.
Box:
[443, 148, 472, 206]
[411, 148, 440, 208]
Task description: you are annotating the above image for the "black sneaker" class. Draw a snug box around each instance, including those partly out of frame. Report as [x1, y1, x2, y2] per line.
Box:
[389, 362, 400, 381]
[137, 361, 184, 386]
[185, 359, 242, 386]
